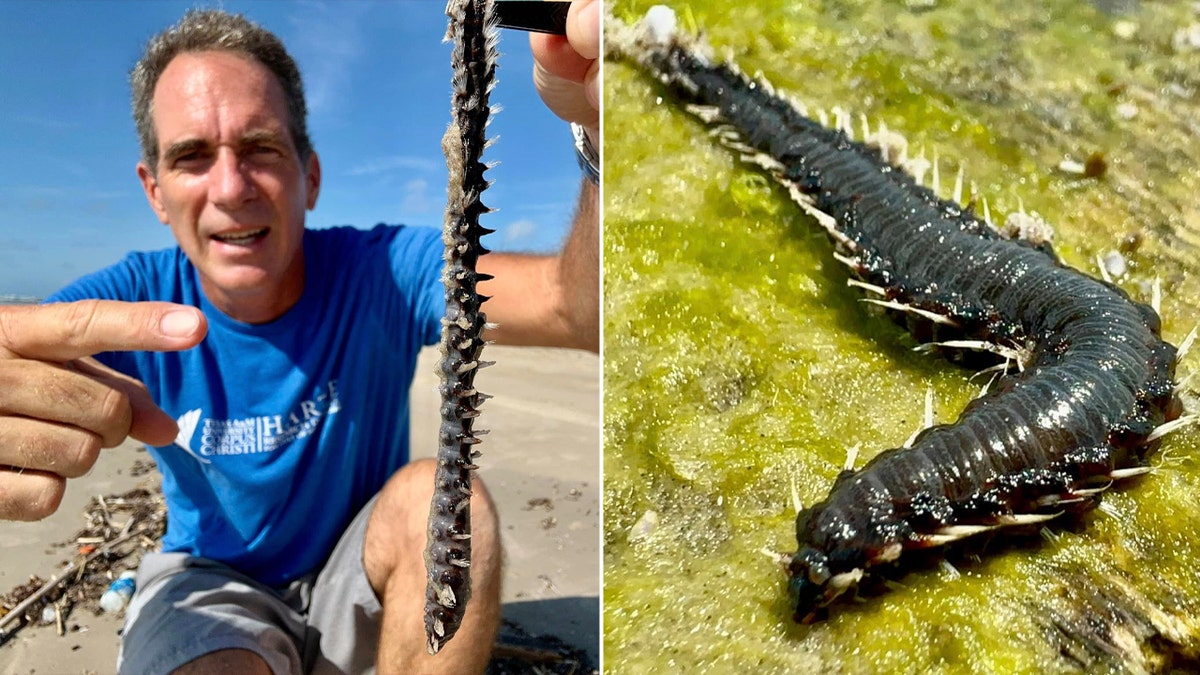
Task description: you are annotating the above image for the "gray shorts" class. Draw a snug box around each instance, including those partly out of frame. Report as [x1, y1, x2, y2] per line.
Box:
[117, 496, 381, 675]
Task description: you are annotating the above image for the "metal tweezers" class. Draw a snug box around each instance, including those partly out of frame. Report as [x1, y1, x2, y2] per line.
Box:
[493, 1, 570, 34]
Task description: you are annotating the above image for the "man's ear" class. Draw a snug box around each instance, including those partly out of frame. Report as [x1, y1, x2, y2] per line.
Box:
[137, 161, 170, 225]
[305, 151, 321, 210]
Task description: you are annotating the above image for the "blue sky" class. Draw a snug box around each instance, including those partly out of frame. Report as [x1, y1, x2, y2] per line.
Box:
[0, 1, 583, 298]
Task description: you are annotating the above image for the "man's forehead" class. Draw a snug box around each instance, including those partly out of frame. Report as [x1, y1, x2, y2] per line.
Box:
[157, 50, 275, 92]
[151, 51, 291, 144]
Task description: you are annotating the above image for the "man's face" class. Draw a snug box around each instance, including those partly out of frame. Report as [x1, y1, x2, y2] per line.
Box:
[137, 50, 319, 316]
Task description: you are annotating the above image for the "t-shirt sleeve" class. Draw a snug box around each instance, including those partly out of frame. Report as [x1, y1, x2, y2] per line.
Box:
[387, 225, 445, 347]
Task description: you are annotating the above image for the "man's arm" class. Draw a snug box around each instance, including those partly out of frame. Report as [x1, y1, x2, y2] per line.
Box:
[475, 0, 600, 352]
[476, 179, 598, 351]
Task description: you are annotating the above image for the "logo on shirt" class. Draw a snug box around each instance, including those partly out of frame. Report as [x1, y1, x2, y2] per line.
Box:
[173, 380, 341, 461]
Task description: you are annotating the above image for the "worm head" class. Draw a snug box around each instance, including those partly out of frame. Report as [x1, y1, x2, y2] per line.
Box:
[787, 547, 862, 623]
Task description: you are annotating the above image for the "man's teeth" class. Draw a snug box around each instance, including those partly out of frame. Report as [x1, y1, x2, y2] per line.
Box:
[213, 229, 266, 245]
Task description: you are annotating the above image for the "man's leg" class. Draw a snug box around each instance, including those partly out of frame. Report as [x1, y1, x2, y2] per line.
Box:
[170, 649, 273, 675]
[117, 553, 305, 675]
[365, 457, 502, 675]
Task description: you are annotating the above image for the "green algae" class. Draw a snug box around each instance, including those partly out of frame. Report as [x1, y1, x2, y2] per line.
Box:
[603, 1, 1200, 673]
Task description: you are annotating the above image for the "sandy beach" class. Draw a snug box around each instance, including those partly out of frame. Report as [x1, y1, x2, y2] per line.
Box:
[0, 345, 599, 674]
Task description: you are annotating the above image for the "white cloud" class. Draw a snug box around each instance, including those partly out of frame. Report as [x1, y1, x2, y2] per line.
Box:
[501, 218, 537, 246]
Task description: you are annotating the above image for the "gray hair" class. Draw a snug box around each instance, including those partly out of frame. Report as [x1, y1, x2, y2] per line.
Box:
[130, 9, 313, 170]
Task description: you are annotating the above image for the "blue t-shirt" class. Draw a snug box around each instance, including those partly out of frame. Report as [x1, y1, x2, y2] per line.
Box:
[47, 224, 444, 585]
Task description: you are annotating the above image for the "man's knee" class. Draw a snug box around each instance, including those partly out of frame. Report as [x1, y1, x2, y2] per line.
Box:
[363, 458, 500, 592]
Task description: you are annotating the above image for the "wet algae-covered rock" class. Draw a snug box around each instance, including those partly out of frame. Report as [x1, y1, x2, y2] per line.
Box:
[603, 1, 1200, 673]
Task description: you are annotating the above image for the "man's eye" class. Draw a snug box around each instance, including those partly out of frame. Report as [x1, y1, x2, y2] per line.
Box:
[245, 145, 283, 164]
[174, 152, 206, 167]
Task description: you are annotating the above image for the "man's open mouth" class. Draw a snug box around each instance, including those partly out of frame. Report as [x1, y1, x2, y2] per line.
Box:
[211, 228, 268, 246]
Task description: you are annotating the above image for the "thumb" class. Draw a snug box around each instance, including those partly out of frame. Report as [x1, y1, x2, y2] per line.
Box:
[532, 63, 599, 130]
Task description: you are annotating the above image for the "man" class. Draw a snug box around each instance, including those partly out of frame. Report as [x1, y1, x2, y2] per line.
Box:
[0, 2, 599, 674]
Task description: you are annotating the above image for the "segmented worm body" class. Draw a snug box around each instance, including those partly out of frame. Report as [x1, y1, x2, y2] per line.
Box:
[615, 8, 1181, 623]
[424, 0, 497, 654]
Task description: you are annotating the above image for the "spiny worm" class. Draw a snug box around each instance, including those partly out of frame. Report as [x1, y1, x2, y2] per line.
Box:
[613, 6, 1187, 624]
[424, 0, 497, 654]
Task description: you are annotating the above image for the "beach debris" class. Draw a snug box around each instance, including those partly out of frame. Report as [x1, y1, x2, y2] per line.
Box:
[487, 619, 598, 675]
[629, 509, 660, 541]
[1102, 250, 1129, 279]
[1058, 152, 1107, 178]
[99, 571, 138, 613]
[0, 487, 165, 640]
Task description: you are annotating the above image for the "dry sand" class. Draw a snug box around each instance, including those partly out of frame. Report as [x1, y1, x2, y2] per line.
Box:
[0, 345, 599, 674]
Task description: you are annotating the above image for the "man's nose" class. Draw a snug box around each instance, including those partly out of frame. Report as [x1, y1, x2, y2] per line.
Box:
[209, 148, 255, 207]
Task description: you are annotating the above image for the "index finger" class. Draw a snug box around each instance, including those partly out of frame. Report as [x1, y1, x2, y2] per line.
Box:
[0, 300, 207, 362]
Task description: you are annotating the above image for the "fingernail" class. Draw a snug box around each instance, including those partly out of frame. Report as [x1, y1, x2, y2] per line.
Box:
[160, 310, 200, 337]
